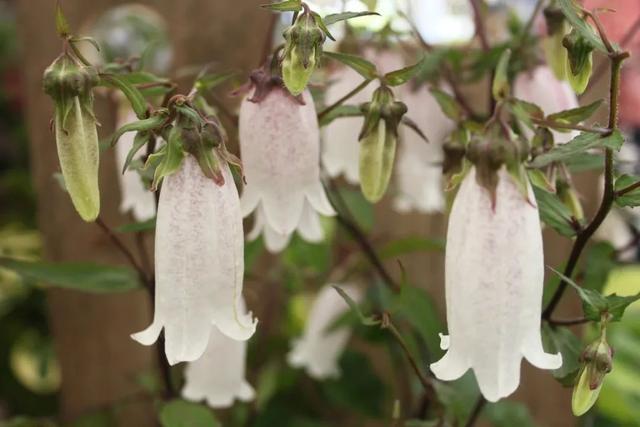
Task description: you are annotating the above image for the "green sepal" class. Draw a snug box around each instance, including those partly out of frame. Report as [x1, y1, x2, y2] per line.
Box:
[110, 111, 168, 147]
[145, 127, 185, 191]
[122, 132, 151, 175]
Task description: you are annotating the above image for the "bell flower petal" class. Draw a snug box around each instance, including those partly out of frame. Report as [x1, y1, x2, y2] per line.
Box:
[182, 299, 255, 409]
[394, 84, 455, 214]
[132, 155, 256, 365]
[115, 106, 157, 221]
[239, 88, 335, 252]
[288, 284, 362, 380]
[514, 65, 579, 144]
[430, 167, 562, 402]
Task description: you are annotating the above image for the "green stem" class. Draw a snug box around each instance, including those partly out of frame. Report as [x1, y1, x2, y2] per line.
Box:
[317, 78, 372, 122]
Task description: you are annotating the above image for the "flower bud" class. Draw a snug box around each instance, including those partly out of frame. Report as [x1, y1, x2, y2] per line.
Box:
[358, 86, 407, 203]
[43, 54, 100, 222]
[563, 29, 594, 94]
[572, 337, 613, 416]
[281, 11, 325, 96]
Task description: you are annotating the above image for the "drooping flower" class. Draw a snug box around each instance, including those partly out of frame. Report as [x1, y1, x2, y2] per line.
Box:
[514, 65, 579, 144]
[182, 298, 255, 409]
[43, 54, 100, 222]
[393, 84, 455, 214]
[132, 155, 256, 365]
[288, 284, 362, 379]
[240, 84, 335, 253]
[321, 65, 374, 185]
[430, 166, 562, 402]
[114, 104, 156, 221]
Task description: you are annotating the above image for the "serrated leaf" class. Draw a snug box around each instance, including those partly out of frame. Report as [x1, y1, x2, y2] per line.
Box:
[557, 0, 607, 53]
[532, 184, 578, 236]
[430, 87, 462, 122]
[55, 2, 70, 37]
[323, 51, 378, 80]
[530, 130, 624, 168]
[100, 74, 148, 119]
[159, 400, 219, 427]
[614, 174, 640, 207]
[260, 0, 302, 12]
[319, 104, 362, 126]
[332, 285, 380, 326]
[323, 11, 379, 26]
[116, 218, 156, 233]
[547, 99, 603, 126]
[0, 257, 141, 293]
[542, 324, 583, 386]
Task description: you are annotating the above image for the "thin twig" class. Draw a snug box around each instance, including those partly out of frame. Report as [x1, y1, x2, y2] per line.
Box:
[326, 181, 401, 293]
[464, 396, 487, 427]
[318, 79, 372, 122]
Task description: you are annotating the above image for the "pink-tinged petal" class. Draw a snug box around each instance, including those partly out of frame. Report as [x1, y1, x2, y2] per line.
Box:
[431, 167, 561, 401]
[287, 284, 362, 380]
[297, 201, 324, 243]
[514, 66, 579, 144]
[305, 181, 335, 217]
[132, 156, 256, 365]
[182, 300, 255, 409]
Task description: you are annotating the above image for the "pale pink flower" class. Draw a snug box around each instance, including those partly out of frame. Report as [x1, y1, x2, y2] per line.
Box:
[240, 88, 335, 253]
[132, 156, 256, 365]
[431, 167, 562, 402]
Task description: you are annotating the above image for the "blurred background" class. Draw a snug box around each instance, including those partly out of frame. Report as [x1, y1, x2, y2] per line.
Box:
[0, 0, 639, 426]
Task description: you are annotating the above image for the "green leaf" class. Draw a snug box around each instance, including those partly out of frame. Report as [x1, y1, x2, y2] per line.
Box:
[194, 71, 236, 93]
[110, 114, 165, 148]
[547, 99, 603, 126]
[606, 293, 640, 321]
[484, 401, 538, 427]
[492, 48, 512, 101]
[532, 184, 578, 237]
[318, 104, 362, 127]
[336, 188, 374, 232]
[159, 400, 219, 427]
[323, 51, 378, 80]
[0, 257, 141, 293]
[542, 324, 583, 386]
[549, 267, 609, 320]
[260, 0, 302, 12]
[110, 71, 173, 97]
[100, 74, 149, 119]
[557, 0, 607, 53]
[430, 88, 462, 122]
[55, 2, 70, 37]
[530, 130, 624, 168]
[121, 132, 151, 174]
[379, 237, 444, 260]
[332, 285, 380, 326]
[510, 99, 544, 131]
[323, 11, 379, 26]
[384, 55, 437, 87]
[615, 174, 640, 207]
[116, 218, 156, 233]
[146, 128, 185, 190]
[583, 242, 616, 291]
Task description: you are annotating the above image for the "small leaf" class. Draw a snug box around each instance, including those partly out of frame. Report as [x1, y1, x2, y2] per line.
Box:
[323, 51, 378, 80]
[110, 114, 165, 148]
[605, 293, 640, 321]
[384, 56, 430, 87]
[100, 74, 149, 119]
[542, 324, 583, 385]
[319, 104, 362, 126]
[55, 2, 70, 37]
[194, 71, 236, 93]
[532, 184, 578, 237]
[547, 99, 603, 126]
[0, 257, 141, 293]
[492, 49, 512, 101]
[510, 99, 544, 131]
[146, 128, 185, 190]
[557, 0, 607, 53]
[323, 11, 380, 26]
[548, 267, 608, 321]
[429, 88, 462, 122]
[332, 285, 380, 326]
[122, 132, 151, 174]
[261, 0, 302, 12]
[159, 400, 219, 427]
[530, 130, 624, 168]
[614, 174, 640, 208]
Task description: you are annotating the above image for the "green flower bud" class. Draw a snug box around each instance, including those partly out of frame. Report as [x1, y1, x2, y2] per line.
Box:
[563, 29, 594, 94]
[44, 54, 100, 222]
[281, 11, 325, 96]
[358, 86, 407, 203]
[572, 338, 613, 416]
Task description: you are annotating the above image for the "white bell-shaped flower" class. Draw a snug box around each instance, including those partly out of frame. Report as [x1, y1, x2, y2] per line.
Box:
[393, 84, 455, 214]
[514, 66, 579, 144]
[240, 88, 335, 253]
[132, 155, 256, 365]
[115, 105, 156, 221]
[288, 284, 362, 379]
[431, 167, 562, 402]
[182, 298, 255, 408]
[322, 65, 374, 185]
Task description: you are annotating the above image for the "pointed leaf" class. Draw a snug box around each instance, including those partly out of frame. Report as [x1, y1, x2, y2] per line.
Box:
[614, 174, 640, 208]
[530, 130, 624, 168]
[532, 184, 578, 236]
[55, 2, 70, 37]
[332, 285, 380, 326]
[100, 74, 149, 119]
[548, 267, 608, 320]
[323, 11, 379, 26]
[324, 51, 378, 80]
[319, 104, 362, 126]
[547, 99, 603, 126]
[260, 0, 302, 12]
[542, 324, 583, 385]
